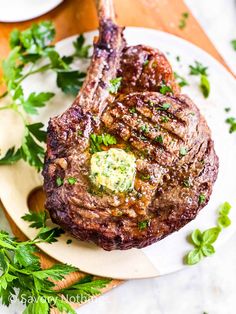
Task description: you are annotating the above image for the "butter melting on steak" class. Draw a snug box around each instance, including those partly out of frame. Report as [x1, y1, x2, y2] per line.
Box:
[43, 0, 218, 250]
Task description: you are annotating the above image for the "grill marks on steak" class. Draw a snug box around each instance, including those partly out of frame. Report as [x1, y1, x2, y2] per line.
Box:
[43, 0, 219, 250]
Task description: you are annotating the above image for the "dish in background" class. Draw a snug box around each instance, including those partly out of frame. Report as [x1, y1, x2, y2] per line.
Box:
[0, 0, 63, 22]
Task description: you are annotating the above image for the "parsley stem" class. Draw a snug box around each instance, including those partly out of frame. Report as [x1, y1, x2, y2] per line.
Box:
[16, 63, 52, 87]
[8, 263, 31, 275]
[0, 91, 8, 99]
[0, 104, 13, 111]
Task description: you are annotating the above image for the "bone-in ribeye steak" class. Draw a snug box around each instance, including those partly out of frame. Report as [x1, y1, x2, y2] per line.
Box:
[43, 0, 219, 250]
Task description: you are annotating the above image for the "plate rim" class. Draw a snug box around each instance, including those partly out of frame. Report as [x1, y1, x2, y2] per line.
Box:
[0, 0, 63, 23]
[0, 26, 236, 279]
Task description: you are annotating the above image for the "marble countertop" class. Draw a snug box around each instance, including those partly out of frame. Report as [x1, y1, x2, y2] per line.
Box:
[1, 0, 236, 313]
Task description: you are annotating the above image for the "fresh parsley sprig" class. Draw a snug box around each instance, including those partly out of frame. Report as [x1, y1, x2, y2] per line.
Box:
[0, 21, 89, 171]
[0, 210, 110, 313]
[189, 61, 210, 98]
[0, 122, 47, 171]
[231, 39, 236, 51]
[186, 202, 232, 265]
[225, 117, 236, 134]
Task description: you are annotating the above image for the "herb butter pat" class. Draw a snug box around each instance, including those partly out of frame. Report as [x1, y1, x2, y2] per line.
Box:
[90, 148, 136, 193]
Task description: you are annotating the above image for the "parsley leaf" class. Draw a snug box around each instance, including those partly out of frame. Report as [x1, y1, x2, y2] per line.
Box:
[198, 194, 206, 204]
[231, 39, 236, 51]
[159, 82, 173, 95]
[67, 177, 77, 185]
[200, 75, 210, 98]
[73, 34, 91, 58]
[225, 117, 236, 133]
[179, 147, 188, 156]
[0, 218, 110, 313]
[0, 21, 90, 171]
[108, 77, 122, 94]
[57, 70, 86, 96]
[22, 210, 47, 229]
[26, 122, 47, 143]
[159, 103, 171, 110]
[189, 61, 208, 76]
[56, 177, 64, 187]
[90, 133, 117, 154]
[0, 123, 46, 171]
[20, 124, 46, 171]
[189, 61, 210, 98]
[138, 220, 149, 230]
[0, 147, 21, 165]
[14, 244, 39, 269]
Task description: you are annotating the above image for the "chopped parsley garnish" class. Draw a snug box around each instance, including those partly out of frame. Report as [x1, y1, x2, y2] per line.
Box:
[189, 61, 210, 98]
[138, 220, 149, 230]
[179, 147, 188, 156]
[200, 75, 210, 98]
[185, 202, 231, 265]
[174, 71, 189, 87]
[108, 77, 122, 94]
[225, 117, 236, 133]
[56, 177, 63, 187]
[159, 84, 173, 95]
[198, 194, 206, 204]
[140, 174, 151, 181]
[176, 55, 181, 62]
[160, 116, 170, 123]
[189, 61, 208, 76]
[90, 133, 117, 154]
[66, 239, 73, 244]
[159, 103, 171, 110]
[140, 124, 149, 134]
[155, 135, 163, 143]
[224, 107, 231, 113]
[143, 59, 149, 66]
[77, 129, 83, 135]
[67, 177, 77, 185]
[179, 12, 189, 30]
[129, 107, 136, 114]
[183, 178, 191, 187]
[231, 39, 236, 51]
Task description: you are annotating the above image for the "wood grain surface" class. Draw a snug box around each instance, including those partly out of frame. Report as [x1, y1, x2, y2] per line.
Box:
[0, 0, 229, 310]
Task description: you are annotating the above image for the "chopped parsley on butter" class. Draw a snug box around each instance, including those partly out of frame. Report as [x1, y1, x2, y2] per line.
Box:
[90, 148, 136, 193]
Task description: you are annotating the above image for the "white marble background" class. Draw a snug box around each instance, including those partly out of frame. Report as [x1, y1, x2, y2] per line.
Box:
[0, 0, 236, 313]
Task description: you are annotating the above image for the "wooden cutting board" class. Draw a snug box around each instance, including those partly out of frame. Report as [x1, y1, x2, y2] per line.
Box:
[0, 0, 230, 310]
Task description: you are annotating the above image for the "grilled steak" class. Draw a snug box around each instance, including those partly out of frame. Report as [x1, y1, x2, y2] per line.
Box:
[43, 0, 219, 250]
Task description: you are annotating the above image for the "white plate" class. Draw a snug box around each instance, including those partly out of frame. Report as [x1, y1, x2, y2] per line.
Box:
[0, 0, 63, 22]
[0, 27, 236, 279]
